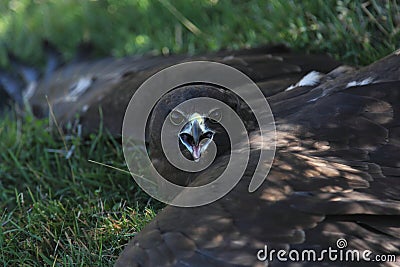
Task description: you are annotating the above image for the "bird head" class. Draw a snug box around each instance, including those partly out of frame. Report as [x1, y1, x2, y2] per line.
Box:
[169, 109, 222, 162]
[146, 84, 249, 185]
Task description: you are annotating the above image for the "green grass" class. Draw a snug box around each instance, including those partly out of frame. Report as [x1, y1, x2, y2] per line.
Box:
[0, 0, 399, 66]
[0, 113, 161, 266]
[0, 0, 399, 266]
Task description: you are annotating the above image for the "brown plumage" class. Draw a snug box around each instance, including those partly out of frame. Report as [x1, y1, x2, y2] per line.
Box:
[29, 45, 339, 135]
[28, 45, 400, 266]
[116, 51, 400, 266]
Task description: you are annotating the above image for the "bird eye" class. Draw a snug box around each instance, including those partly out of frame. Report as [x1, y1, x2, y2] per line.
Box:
[170, 110, 185, 125]
[208, 108, 222, 123]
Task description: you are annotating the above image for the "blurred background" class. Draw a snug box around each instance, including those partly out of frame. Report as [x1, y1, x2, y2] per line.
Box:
[0, 0, 399, 67]
[0, 1, 399, 266]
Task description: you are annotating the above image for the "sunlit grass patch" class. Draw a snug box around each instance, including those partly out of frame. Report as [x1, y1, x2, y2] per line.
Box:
[0, 113, 161, 266]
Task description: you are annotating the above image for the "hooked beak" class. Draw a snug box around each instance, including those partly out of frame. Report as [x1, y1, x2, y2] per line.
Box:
[179, 119, 214, 162]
